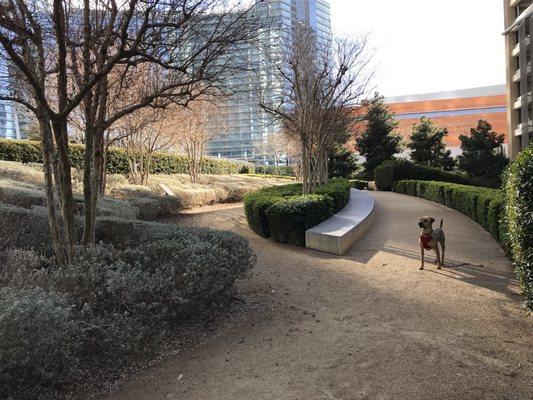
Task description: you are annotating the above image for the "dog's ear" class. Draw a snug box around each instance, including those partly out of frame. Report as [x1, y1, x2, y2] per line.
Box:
[430, 217, 435, 223]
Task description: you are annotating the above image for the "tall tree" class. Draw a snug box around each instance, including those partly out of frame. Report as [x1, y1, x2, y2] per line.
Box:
[458, 120, 508, 186]
[355, 95, 402, 178]
[408, 117, 455, 170]
[260, 25, 372, 194]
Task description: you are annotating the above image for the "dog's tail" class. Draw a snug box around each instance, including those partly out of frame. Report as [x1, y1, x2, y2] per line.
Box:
[439, 218, 443, 229]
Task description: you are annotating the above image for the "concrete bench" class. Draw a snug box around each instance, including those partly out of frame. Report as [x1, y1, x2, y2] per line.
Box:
[305, 189, 375, 255]
[158, 183, 176, 196]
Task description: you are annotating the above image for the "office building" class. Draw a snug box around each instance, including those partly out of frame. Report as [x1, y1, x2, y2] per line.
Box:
[503, 0, 533, 158]
[385, 85, 508, 156]
[0, 57, 28, 139]
[205, 0, 332, 162]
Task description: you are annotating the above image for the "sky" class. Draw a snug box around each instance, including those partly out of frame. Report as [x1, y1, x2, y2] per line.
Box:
[329, 0, 506, 97]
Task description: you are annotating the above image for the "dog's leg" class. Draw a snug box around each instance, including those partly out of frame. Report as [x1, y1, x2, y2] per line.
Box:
[435, 246, 442, 269]
[419, 246, 425, 270]
[440, 238, 446, 267]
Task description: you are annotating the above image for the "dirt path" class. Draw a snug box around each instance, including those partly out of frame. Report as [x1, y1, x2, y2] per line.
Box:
[100, 191, 533, 400]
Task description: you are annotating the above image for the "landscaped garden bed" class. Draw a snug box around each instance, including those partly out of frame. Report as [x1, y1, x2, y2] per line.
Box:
[243, 178, 351, 246]
[0, 203, 256, 399]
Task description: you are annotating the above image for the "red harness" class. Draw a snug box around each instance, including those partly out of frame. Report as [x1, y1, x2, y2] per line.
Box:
[420, 234, 433, 250]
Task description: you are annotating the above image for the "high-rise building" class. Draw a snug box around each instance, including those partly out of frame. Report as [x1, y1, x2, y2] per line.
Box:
[503, 0, 533, 158]
[205, 0, 331, 162]
[0, 54, 31, 140]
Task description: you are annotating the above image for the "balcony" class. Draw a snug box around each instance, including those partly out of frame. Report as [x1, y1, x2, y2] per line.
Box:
[514, 92, 533, 109]
[512, 36, 530, 57]
[514, 120, 533, 136]
[513, 65, 531, 82]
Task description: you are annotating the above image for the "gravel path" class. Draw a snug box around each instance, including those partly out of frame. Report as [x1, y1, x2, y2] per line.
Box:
[99, 191, 533, 400]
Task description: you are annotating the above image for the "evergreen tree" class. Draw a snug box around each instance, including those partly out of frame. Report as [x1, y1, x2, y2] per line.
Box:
[458, 120, 508, 186]
[408, 117, 455, 170]
[355, 96, 402, 177]
[328, 145, 359, 179]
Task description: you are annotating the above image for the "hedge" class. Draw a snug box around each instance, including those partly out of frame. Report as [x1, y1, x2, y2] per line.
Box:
[350, 179, 368, 190]
[374, 159, 481, 191]
[393, 180, 504, 243]
[0, 139, 252, 175]
[254, 165, 294, 177]
[503, 145, 533, 307]
[243, 178, 351, 246]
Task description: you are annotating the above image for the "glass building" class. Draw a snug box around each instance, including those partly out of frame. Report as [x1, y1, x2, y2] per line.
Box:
[0, 56, 29, 140]
[205, 0, 331, 162]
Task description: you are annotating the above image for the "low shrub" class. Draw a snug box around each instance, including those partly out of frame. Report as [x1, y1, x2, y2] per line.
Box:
[394, 180, 504, 242]
[503, 145, 533, 307]
[350, 179, 368, 190]
[0, 139, 251, 176]
[0, 288, 84, 399]
[254, 165, 294, 177]
[374, 159, 480, 191]
[0, 214, 255, 398]
[267, 194, 334, 246]
[243, 179, 351, 245]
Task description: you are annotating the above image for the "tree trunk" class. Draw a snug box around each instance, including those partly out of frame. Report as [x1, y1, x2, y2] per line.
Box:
[39, 110, 68, 266]
[51, 119, 76, 263]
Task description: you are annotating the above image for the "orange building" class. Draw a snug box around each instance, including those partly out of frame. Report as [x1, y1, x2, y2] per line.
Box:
[384, 85, 507, 156]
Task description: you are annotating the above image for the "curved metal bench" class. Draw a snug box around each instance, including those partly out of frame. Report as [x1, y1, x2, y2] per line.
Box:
[305, 189, 375, 255]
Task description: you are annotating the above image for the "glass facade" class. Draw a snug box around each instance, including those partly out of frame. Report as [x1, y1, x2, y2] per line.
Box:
[205, 0, 331, 162]
[0, 56, 27, 140]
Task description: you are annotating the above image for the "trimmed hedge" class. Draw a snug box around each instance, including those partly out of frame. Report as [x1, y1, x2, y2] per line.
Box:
[254, 165, 294, 177]
[350, 179, 369, 190]
[243, 179, 351, 246]
[503, 145, 533, 307]
[0, 139, 252, 175]
[375, 159, 480, 191]
[394, 180, 504, 242]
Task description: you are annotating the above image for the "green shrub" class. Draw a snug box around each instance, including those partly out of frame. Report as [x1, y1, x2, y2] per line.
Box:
[255, 165, 294, 176]
[267, 194, 334, 246]
[0, 216, 255, 398]
[394, 180, 503, 242]
[503, 145, 533, 307]
[0, 139, 251, 176]
[350, 179, 368, 190]
[0, 288, 83, 399]
[375, 159, 479, 191]
[244, 179, 351, 246]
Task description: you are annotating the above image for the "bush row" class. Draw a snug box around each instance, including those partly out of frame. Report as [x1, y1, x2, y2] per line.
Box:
[393, 180, 504, 243]
[503, 145, 533, 307]
[0, 205, 255, 399]
[374, 159, 488, 191]
[0, 139, 252, 176]
[254, 165, 294, 177]
[350, 179, 368, 190]
[243, 179, 351, 246]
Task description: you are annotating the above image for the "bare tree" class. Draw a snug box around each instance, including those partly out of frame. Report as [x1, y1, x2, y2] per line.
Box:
[0, 0, 262, 261]
[167, 97, 225, 183]
[117, 108, 173, 186]
[260, 26, 372, 194]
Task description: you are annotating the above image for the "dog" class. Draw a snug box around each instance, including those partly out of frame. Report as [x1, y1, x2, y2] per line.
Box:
[418, 216, 445, 270]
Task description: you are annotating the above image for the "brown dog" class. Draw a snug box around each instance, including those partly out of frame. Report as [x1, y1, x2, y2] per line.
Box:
[418, 216, 445, 270]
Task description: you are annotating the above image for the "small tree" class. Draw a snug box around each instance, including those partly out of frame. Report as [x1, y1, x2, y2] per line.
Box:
[328, 145, 359, 178]
[408, 117, 455, 170]
[355, 95, 402, 178]
[458, 120, 508, 186]
[169, 99, 225, 183]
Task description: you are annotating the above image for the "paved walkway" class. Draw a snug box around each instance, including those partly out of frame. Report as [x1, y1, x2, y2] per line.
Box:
[100, 191, 533, 400]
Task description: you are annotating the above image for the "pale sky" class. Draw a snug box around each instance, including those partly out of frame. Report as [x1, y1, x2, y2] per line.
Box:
[329, 0, 506, 97]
